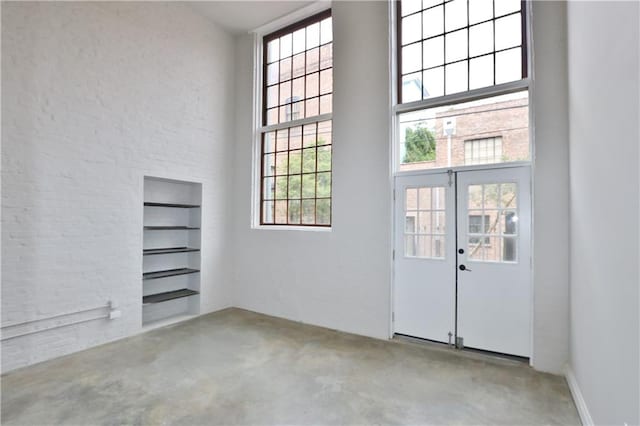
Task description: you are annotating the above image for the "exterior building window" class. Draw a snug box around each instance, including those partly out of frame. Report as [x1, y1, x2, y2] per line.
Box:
[396, 0, 531, 172]
[465, 137, 503, 165]
[260, 10, 333, 226]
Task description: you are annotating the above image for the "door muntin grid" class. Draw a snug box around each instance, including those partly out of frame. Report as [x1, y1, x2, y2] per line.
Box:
[466, 182, 519, 263]
[404, 186, 446, 259]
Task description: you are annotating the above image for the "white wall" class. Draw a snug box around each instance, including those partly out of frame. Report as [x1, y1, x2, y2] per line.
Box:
[232, 1, 392, 339]
[567, 2, 640, 424]
[1, 2, 235, 372]
[530, 1, 570, 374]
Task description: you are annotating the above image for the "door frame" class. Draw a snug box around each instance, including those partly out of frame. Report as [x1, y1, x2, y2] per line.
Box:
[390, 163, 533, 361]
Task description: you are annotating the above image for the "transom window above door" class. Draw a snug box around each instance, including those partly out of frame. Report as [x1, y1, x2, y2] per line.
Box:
[395, 0, 531, 173]
[398, 0, 527, 103]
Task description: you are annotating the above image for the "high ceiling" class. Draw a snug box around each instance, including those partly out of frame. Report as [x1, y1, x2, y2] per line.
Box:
[188, 1, 314, 35]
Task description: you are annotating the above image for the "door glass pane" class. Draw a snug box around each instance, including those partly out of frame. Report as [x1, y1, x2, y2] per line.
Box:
[467, 182, 518, 263]
[404, 186, 446, 259]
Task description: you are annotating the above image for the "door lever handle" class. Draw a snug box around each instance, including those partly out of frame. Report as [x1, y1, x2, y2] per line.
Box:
[459, 264, 472, 272]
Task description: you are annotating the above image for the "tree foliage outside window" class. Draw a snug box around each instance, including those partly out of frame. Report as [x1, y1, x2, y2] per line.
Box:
[403, 126, 436, 163]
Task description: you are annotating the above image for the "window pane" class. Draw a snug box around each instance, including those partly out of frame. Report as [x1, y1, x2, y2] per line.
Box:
[320, 44, 333, 69]
[316, 199, 331, 225]
[469, 21, 493, 57]
[301, 200, 315, 224]
[423, 36, 444, 69]
[306, 72, 320, 98]
[306, 47, 320, 74]
[319, 94, 332, 115]
[402, 0, 423, 17]
[469, 55, 494, 90]
[402, 72, 423, 103]
[495, 14, 521, 51]
[494, 0, 521, 17]
[280, 34, 292, 58]
[275, 152, 288, 175]
[445, 60, 468, 94]
[445, 29, 467, 63]
[302, 148, 316, 173]
[317, 172, 331, 197]
[263, 177, 275, 200]
[266, 85, 278, 108]
[292, 28, 305, 55]
[398, 91, 529, 171]
[292, 53, 305, 78]
[275, 176, 288, 199]
[288, 200, 301, 224]
[423, 67, 444, 98]
[469, 0, 493, 25]
[403, 43, 423, 74]
[495, 47, 522, 84]
[445, 0, 467, 31]
[302, 174, 316, 198]
[320, 69, 332, 95]
[263, 153, 275, 176]
[267, 39, 280, 63]
[275, 200, 287, 224]
[289, 150, 302, 174]
[267, 62, 279, 85]
[318, 120, 331, 145]
[289, 175, 301, 201]
[320, 18, 333, 44]
[263, 132, 276, 153]
[423, 6, 444, 39]
[263, 201, 274, 224]
[305, 98, 319, 118]
[306, 22, 320, 49]
[403, 12, 422, 45]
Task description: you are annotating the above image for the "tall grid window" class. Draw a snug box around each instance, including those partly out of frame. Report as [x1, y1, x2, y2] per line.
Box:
[398, 0, 527, 103]
[260, 10, 333, 226]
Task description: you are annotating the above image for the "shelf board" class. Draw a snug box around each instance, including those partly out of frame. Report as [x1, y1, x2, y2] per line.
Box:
[142, 289, 199, 304]
[144, 202, 200, 208]
[143, 247, 200, 256]
[143, 226, 200, 230]
[143, 268, 200, 280]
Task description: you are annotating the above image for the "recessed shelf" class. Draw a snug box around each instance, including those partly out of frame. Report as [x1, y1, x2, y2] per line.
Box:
[143, 247, 201, 256]
[143, 226, 200, 230]
[144, 202, 201, 208]
[143, 268, 200, 280]
[143, 289, 199, 304]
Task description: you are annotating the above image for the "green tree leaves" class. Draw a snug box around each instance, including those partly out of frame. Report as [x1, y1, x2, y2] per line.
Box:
[403, 126, 436, 163]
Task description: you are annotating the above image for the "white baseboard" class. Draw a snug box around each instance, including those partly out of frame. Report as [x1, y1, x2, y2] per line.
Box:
[565, 365, 594, 426]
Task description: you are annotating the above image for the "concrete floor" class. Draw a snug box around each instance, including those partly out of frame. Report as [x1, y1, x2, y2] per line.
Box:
[1, 308, 579, 425]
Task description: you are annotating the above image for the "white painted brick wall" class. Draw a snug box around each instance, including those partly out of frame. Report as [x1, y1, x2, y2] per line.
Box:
[1, 2, 235, 372]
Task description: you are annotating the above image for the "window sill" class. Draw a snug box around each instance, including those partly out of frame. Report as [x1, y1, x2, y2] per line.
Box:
[252, 224, 332, 233]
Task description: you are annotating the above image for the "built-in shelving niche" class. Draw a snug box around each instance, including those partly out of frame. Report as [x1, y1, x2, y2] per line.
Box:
[142, 177, 202, 327]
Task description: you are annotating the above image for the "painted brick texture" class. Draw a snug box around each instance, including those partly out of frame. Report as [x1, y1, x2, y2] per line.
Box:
[1, 2, 235, 372]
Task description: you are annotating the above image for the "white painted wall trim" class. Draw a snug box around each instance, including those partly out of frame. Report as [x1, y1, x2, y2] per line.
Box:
[565, 365, 594, 426]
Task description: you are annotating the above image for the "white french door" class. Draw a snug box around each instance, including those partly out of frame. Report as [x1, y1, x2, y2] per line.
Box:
[393, 173, 456, 344]
[393, 166, 531, 357]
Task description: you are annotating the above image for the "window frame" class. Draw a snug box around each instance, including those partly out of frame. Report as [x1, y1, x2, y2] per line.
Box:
[255, 8, 333, 229]
[392, 0, 533, 177]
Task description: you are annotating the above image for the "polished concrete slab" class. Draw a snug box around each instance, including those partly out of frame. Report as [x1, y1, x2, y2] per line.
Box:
[1, 308, 579, 425]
